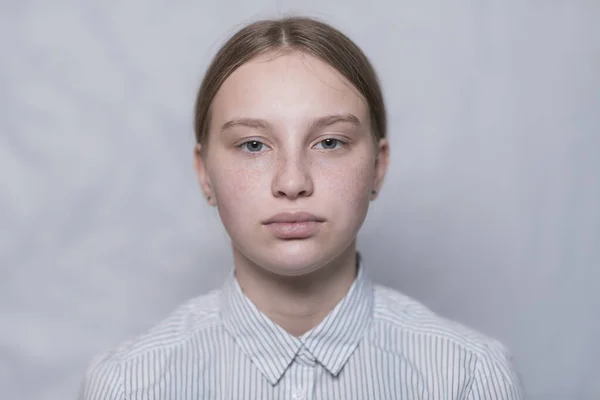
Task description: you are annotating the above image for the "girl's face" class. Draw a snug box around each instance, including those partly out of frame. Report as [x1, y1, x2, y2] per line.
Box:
[195, 51, 388, 276]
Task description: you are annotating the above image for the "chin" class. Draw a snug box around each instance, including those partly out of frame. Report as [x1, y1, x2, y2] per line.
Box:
[256, 239, 343, 277]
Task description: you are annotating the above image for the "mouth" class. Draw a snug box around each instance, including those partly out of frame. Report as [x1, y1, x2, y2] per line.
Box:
[262, 212, 325, 239]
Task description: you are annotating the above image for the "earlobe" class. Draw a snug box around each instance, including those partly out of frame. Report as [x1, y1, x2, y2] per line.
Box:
[370, 189, 377, 201]
[372, 138, 390, 195]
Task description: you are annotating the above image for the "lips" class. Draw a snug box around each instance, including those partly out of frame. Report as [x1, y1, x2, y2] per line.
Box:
[262, 212, 325, 239]
[263, 212, 325, 224]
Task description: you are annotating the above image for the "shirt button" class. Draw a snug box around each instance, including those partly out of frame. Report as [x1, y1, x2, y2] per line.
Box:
[292, 388, 305, 400]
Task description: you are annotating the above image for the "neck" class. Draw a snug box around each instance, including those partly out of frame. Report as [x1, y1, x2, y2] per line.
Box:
[232, 243, 358, 337]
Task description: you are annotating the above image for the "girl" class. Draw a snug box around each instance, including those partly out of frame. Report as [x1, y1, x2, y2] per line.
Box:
[81, 16, 523, 399]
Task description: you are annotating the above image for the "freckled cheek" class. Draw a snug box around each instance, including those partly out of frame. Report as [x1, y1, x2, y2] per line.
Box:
[315, 158, 373, 208]
[212, 163, 270, 210]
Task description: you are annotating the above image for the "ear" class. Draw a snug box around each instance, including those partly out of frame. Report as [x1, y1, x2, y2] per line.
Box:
[371, 138, 390, 200]
[194, 144, 217, 206]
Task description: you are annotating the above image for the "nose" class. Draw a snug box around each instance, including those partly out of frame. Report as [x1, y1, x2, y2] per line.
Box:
[271, 153, 314, 200]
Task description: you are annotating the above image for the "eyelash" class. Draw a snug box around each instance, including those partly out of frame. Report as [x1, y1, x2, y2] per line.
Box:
[237, 138, 347, 153]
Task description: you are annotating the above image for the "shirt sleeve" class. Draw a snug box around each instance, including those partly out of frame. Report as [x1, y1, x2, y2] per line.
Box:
[78, 354, 124, 400]
[466, 341, 525, 400]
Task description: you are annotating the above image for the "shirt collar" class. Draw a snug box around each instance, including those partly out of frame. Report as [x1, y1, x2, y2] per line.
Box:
[220, 253, 374, 385]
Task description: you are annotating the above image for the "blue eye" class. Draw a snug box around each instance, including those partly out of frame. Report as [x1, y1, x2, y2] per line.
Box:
[240, 140, 266, 152]
[314, 138, 341, 150]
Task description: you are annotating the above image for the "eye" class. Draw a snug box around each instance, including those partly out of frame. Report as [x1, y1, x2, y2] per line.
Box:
[239, 140, 268, 153]
[314, 138, 342, 150]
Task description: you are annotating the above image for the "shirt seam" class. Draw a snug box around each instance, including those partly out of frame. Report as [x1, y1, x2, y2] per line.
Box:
[464, 352, 481, 400]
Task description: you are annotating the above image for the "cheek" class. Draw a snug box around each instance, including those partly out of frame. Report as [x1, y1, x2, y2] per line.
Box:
[209, 159, 270, 220]
[316, 154, 373, 209]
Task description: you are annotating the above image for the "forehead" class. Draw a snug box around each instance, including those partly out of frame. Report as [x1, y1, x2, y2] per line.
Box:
[210, 51, 368, 126]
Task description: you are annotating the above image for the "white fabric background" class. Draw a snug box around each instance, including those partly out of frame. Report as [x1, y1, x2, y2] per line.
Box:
[1, 1, 599, 399]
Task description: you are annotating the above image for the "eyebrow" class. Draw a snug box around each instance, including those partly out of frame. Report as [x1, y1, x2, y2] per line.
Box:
[219, 113, 362, 134]
[220, 118, 272, 133]
[310, 113, 361, 131]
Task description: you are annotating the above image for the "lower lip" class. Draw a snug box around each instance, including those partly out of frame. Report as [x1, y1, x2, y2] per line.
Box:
[264, 221, 322, 239]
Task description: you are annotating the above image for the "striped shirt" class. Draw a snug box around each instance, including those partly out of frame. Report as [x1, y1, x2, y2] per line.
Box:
[80, 258, 524, 399]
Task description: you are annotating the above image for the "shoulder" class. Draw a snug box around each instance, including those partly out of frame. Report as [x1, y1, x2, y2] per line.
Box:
[112, 288, 221, 361]
[371, 284, 523, 392]
[79, 289, 222, 399]
[372, 284, 505, 353]
[370, 284, 524, 398]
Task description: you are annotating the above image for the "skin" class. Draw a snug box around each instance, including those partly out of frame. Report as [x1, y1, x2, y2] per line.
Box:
[194, 51, 389, 336]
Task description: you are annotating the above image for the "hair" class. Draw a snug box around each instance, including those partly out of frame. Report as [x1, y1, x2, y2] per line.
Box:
[194, 16, 386, 151]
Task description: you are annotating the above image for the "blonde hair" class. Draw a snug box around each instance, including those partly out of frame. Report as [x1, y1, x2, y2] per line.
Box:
[194, 16, 386, 149]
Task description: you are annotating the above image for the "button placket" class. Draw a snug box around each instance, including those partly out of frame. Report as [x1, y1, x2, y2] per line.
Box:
[286, 345, 316, 400]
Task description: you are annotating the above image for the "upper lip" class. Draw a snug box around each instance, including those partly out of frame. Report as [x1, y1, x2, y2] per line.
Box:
[262, 212, 326, 224]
